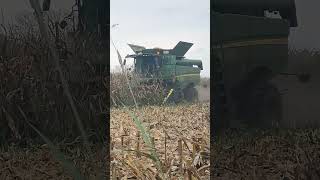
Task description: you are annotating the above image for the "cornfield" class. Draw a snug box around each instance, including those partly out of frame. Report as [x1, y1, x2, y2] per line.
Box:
[0, 143, 107, 179]
[1, 2, 320, 179]
[212, 129, 320, 179]
[1, 4, 107, 179]
[0, 10, 107, 144]
[110, 71, 166, 107]
[110, 103, 210, 179]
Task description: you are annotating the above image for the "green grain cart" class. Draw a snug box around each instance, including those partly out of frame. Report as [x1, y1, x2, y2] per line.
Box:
[125, 42, 203, 103]
[212, 0, 309, 130]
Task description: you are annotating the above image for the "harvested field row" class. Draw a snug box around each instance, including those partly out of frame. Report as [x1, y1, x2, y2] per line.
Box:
[212, 129, 320, 180]
[0, 144, 107, 179]
[110, 103, 210, 179]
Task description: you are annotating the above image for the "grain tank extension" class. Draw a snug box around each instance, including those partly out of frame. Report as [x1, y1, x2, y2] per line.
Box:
[212, 0, 308, 129]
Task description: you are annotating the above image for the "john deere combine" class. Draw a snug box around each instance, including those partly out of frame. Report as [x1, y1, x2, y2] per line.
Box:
[212, 0, 309, 130]
[125, 42, 203, 103]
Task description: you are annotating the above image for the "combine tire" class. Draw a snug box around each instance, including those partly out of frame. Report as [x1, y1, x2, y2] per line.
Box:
[252, 83, 282, 128]
[183, 86, 198, 102]
[233, 81, 282, 128]
[166, 88, 183, 104]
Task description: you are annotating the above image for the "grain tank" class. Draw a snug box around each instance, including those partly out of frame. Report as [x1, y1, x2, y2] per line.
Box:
[212, 0, 303, 129]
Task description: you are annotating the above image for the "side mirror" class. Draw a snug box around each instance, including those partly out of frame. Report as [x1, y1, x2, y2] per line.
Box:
[123, 59, 126, 66]
[42, 0, 51, 11]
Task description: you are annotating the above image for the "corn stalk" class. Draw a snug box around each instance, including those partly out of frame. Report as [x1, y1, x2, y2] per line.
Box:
[28, 0, 88, 147]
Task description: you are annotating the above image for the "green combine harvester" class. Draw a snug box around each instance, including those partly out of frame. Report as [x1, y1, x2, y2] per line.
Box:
[63, 0, 203, 104]
[125, 42, 203, 103]
[212, 0, 310, 130]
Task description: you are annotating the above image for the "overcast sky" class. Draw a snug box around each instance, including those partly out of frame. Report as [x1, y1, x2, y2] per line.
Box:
[110, 0, 210, 77]
[1, 0, 320, 77]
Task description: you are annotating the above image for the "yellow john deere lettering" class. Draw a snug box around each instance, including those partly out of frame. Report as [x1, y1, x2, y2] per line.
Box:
[162, 89, 174, 104]
[213, 37, 288, 49]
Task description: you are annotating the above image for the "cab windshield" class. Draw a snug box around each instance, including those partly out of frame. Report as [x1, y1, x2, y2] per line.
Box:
[135, 55, 160, 77]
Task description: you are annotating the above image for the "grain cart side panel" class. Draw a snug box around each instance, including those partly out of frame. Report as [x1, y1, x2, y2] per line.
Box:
[212, 10, 291, 128]
[212, 13, 289, 94]
[212, 13, 290, 43]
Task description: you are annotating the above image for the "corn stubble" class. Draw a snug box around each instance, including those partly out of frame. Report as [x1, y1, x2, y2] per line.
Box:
[110, 103, 210, 179]
[212, 129, 320, 180]
[0, 144, 106, 179]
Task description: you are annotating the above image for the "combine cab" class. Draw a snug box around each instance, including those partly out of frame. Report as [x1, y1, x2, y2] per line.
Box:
[125, 41, 203, 103]
[212, 0, 309, 130]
